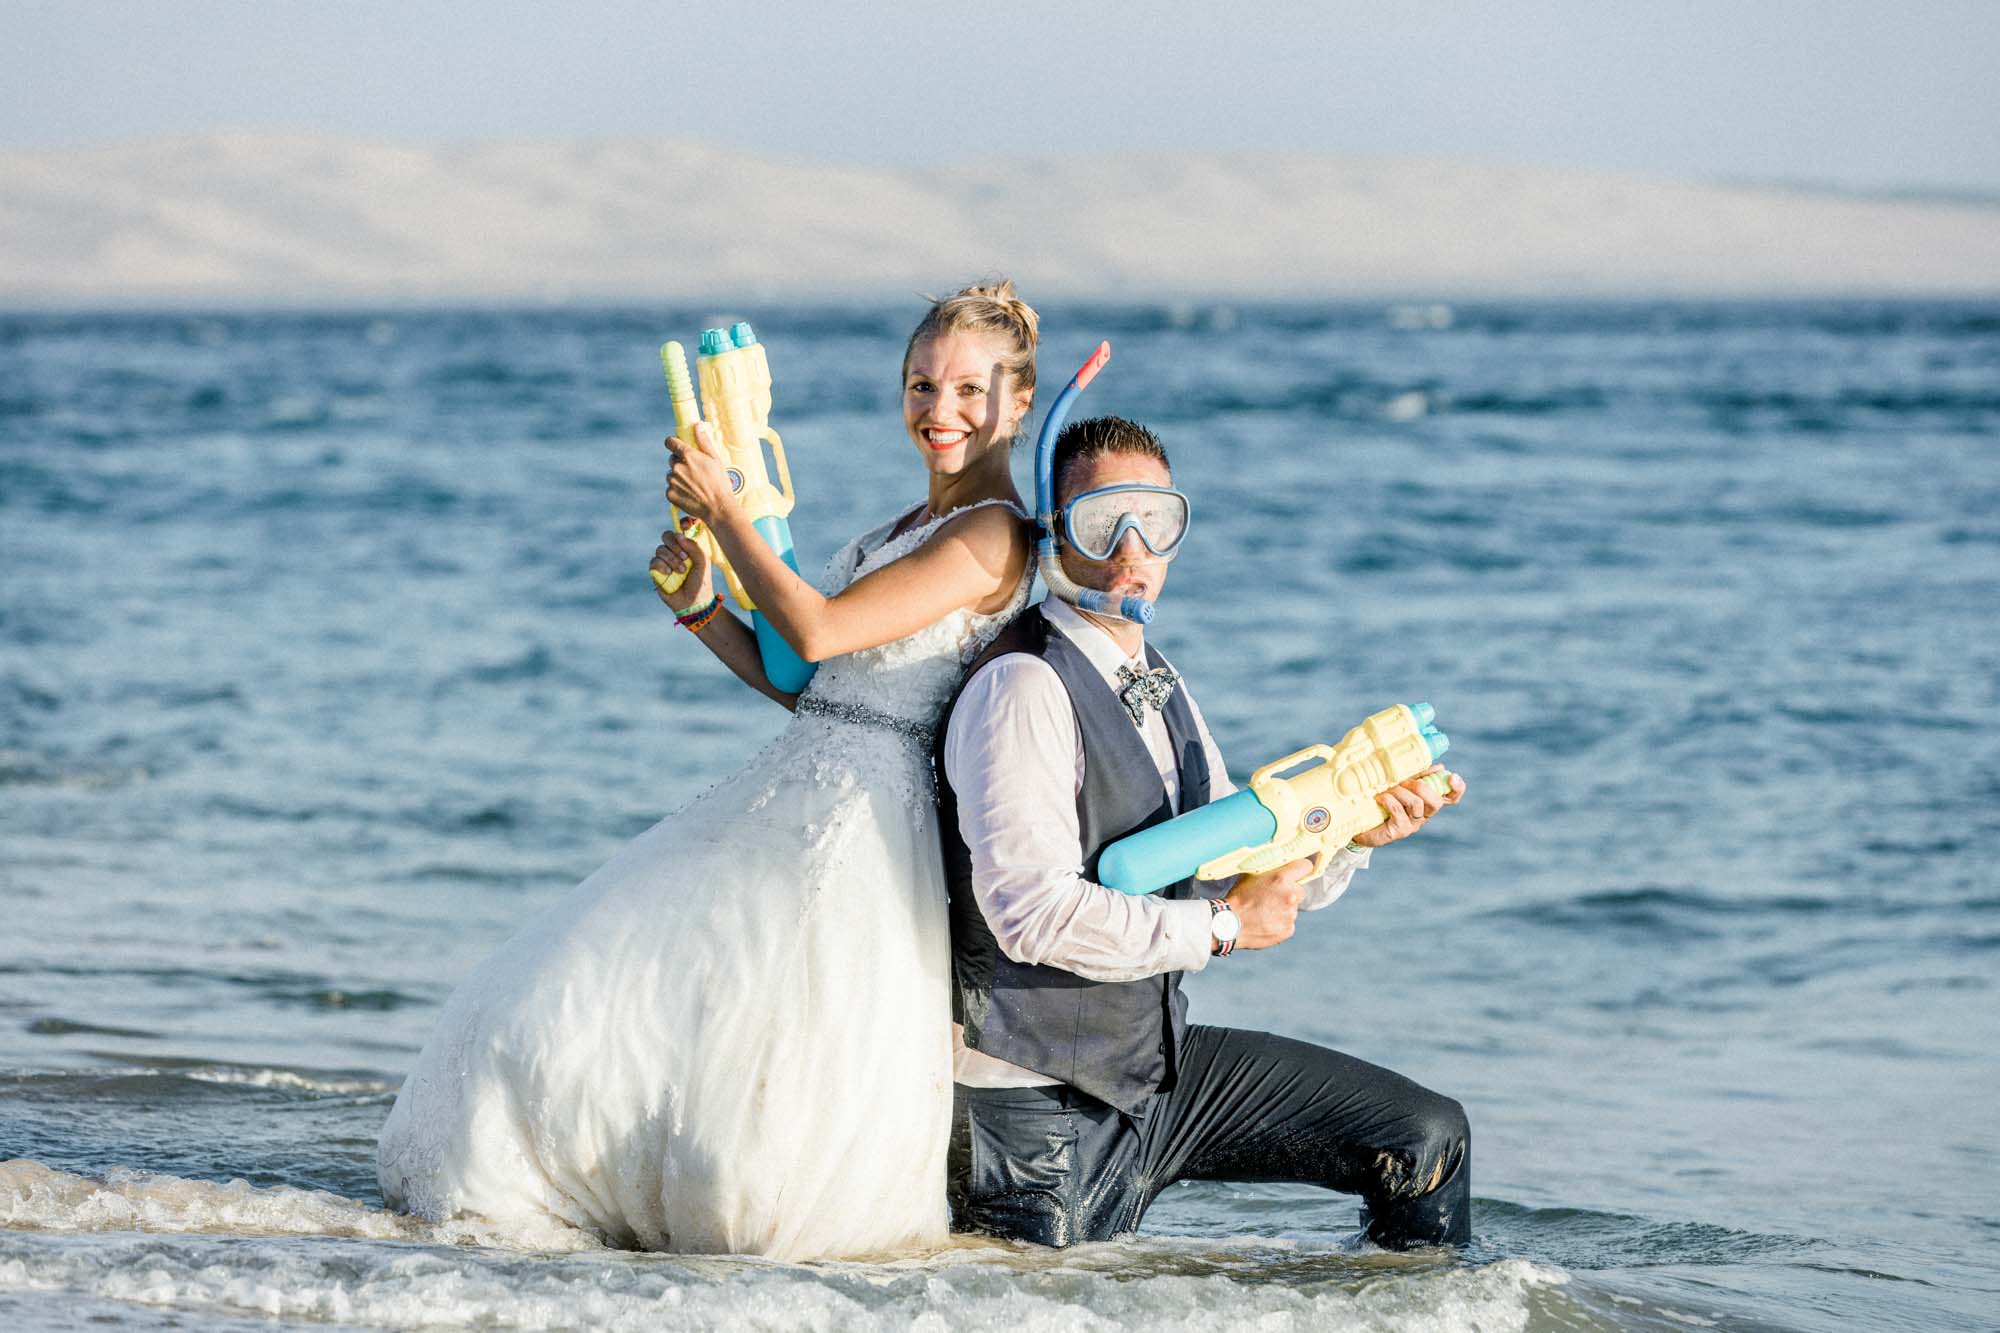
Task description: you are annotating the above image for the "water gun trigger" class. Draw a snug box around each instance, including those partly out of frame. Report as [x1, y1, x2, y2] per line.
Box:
[651, 509, 700, 595]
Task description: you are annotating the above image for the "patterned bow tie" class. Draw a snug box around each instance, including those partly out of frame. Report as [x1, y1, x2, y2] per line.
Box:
[1115, 663, 1181, 727]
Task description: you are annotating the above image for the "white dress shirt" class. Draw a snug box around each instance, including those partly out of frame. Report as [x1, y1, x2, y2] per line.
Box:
[943, 597, 1369, 1087]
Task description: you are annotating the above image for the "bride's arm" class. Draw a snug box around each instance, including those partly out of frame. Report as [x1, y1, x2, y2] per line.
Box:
[688, 493, 1027, 664]
[651, 525, 800, 709]
[735, 502, 1026, 662]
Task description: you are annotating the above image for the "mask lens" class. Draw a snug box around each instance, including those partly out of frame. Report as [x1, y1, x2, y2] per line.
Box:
[1128, 491, 1189, 553]
[1066, 487, 1189, 559]
[1066, 492, 1126, 557]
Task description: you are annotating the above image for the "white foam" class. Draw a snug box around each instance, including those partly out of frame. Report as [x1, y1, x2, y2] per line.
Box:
[0, 1163, 1578, 1330]
[0, 1161, 596, 1253]
[179, 1065, 397, 1096]
[1384, 391, 1431, 422]
[0, 1234, 1570, 1332]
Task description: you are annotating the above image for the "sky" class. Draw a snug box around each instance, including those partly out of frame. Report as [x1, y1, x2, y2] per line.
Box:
[6, 0, 1998, 194]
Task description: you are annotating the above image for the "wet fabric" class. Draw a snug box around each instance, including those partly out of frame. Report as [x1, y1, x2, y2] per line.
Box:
[948, 1023, 1471, 1251]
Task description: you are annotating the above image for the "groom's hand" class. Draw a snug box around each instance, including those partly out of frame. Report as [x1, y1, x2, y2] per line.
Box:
[1349, 766, 1465, 850]
[1224, 859, 1312, 950]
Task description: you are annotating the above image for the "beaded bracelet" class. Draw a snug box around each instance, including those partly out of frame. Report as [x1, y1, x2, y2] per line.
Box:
[676, 593, 723, 632]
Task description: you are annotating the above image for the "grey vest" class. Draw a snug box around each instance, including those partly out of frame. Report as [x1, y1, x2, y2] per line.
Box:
[936, 610, 1211, 1115]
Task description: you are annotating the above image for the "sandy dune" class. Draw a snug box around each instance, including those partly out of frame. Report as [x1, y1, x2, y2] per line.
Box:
[3, 133, 1996, 302]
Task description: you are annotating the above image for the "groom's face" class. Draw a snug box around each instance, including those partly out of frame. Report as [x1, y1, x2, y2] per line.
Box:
[1057, 453, 1176, 611]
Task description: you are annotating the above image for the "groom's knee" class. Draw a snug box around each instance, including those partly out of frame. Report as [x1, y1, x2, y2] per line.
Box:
[1369, 1091, 1469, 1201]
[1353, 1088, 1472, 1249]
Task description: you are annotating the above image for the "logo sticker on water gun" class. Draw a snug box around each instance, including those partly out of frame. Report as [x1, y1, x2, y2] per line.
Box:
[726, 468, 745, 493]
[1303, 807, 1332, 833]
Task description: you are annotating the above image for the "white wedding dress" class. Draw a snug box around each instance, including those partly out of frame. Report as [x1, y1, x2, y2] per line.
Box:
[377, 500, 1032, 1259]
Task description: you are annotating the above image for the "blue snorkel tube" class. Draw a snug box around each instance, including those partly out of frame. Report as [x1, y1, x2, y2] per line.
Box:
[1034, 341, 1154, 624]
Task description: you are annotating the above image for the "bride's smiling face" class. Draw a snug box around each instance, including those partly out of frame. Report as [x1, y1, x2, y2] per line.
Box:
[903, 332, 1031, 476]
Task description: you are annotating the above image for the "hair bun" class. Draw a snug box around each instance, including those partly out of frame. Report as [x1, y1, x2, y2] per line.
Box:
[962, 279, 1040, 348]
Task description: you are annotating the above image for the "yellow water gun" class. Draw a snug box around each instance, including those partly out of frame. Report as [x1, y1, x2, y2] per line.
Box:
[650, 323, 814, 691]
[1096, 703, 1458, 894]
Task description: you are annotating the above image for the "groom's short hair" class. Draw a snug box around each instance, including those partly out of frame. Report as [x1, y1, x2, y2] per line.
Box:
[1052, 416, 1172, 504]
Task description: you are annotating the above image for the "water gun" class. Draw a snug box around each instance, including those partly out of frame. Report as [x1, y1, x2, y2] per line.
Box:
[1096, 704, 1457, 896]
[650, 323, 816, 692]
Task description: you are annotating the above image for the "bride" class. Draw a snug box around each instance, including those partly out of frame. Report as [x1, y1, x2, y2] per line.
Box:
[377, 282, 1040, 1259]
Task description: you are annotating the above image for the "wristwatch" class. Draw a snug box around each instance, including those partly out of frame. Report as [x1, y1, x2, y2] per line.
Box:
[1208, 899, 1240, 957]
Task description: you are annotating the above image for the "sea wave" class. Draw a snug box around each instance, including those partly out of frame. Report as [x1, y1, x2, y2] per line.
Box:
[0, 1167, 1582, 1330]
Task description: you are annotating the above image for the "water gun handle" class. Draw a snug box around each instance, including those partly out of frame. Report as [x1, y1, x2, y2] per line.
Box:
[1249, 743, 1340, 790]
[761, 426, 795, 508]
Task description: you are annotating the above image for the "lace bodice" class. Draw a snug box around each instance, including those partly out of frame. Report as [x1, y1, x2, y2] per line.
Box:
[794, 499, 1034, 729]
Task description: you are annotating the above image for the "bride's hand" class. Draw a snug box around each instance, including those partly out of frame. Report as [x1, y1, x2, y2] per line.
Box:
[665, 421, 736, 525]
[651, 528, 713, 613]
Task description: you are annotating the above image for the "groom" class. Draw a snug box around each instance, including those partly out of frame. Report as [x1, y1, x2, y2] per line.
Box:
[936, 416, 1471, 1251]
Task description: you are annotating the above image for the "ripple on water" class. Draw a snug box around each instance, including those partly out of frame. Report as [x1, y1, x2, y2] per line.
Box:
[24, 1018, 163, 1040]
[1479, 885, 1843, 944]
[2, 1058, 398, 1104]
[257, 986, 425, 1012]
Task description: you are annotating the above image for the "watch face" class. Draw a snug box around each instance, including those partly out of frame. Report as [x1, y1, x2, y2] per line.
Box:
[1212, 908, 1241, 943]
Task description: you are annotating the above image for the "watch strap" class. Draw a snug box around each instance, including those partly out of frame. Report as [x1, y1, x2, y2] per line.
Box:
[1208, 898, 1236, 957]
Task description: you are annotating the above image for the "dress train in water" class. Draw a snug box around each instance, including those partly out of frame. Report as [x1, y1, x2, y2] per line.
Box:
[377, 501, 1032, 1259]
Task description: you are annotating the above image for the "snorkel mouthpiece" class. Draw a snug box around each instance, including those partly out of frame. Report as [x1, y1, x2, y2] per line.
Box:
[1036, 342, 1157, 624]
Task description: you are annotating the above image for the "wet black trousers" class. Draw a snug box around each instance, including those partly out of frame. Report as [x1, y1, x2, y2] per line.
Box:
[947, 1024, 1471, 1250]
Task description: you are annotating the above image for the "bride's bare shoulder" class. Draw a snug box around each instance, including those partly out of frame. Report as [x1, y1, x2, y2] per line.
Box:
[936, 500, 1032, 567]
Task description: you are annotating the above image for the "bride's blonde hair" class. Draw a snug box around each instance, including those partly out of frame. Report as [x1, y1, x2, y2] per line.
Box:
[901, 278, 1041, 402]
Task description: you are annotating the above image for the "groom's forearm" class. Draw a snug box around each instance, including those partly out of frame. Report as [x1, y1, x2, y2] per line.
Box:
[973, 864, 1215, 981]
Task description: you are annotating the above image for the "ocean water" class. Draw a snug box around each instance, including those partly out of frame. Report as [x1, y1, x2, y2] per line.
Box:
[2, 300, 1996, 1331]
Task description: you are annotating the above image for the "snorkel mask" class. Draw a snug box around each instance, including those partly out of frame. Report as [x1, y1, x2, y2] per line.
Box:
[1034, 341, 1182, 625]
[1060, 483, 1190, 562]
